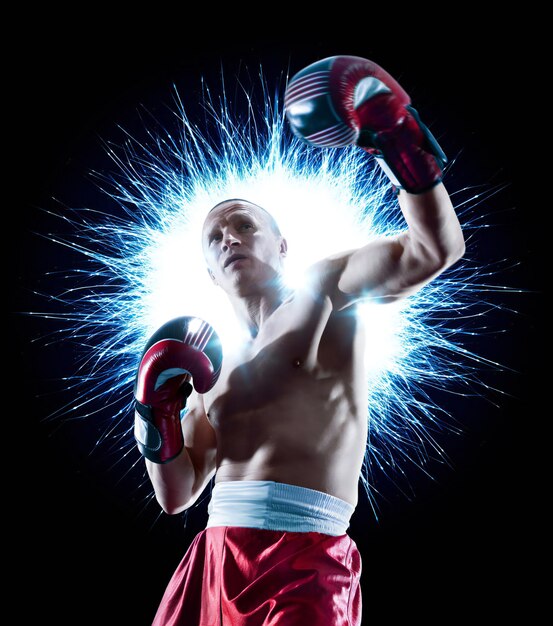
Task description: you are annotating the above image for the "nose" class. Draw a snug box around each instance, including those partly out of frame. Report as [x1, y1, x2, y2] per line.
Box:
[221, 230, 241, 251]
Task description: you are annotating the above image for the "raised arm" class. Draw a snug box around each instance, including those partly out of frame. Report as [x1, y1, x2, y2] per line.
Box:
[335, 183, 464, 305]
[285, 54, 465, 306]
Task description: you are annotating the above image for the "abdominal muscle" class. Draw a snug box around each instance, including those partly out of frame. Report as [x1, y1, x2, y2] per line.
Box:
[204, 286, 367, 506]
[204, 314, 369, 507]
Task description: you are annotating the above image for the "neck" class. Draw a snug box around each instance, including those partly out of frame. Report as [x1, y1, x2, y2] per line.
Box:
[229, 282, 292, 339]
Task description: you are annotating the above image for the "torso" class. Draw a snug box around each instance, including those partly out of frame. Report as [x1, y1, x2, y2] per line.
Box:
[202, 286, 368, 506]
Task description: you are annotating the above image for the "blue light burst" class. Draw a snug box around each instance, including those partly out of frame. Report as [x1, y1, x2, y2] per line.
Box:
[33, 69, 513, 517]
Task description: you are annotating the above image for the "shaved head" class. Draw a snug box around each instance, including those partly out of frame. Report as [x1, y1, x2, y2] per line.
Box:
[207, 199, 282, 236]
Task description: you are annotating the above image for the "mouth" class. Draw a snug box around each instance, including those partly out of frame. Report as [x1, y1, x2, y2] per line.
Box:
[224, 254, 248, 269]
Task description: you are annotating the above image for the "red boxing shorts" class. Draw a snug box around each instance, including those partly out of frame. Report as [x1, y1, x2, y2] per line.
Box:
[152, 481, 362, 625]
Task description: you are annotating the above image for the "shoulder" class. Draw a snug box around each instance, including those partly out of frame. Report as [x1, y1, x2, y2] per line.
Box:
[304, 251, 357, 310]
[305, 251, 351, 288]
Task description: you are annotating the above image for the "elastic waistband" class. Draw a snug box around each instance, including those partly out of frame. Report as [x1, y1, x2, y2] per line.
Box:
[206, 480, 354, 536]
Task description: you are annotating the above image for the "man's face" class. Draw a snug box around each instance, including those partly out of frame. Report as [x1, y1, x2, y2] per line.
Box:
[202, 200, 287, 296]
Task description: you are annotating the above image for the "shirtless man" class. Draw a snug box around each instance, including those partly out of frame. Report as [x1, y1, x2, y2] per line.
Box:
[133, 56, 466, 625]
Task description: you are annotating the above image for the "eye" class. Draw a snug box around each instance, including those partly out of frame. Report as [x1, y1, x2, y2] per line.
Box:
[209, 233, 222, 244]
[239, 222, 253, 231]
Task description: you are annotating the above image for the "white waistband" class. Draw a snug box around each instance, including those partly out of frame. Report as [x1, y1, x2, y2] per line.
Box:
[206, 480, 354, 536]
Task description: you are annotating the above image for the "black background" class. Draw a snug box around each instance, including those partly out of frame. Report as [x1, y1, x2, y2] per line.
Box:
[13, 14, 542, 626]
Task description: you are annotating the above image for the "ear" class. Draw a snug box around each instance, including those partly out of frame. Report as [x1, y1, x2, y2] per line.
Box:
[207, 267, 218, 286]
[279, 237, 288, 257]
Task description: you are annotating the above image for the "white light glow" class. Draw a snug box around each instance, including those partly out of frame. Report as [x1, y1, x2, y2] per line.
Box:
[37, 71, 510, 514]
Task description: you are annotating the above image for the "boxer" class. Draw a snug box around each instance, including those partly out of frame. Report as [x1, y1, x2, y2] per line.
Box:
[136, 56, 466, 625]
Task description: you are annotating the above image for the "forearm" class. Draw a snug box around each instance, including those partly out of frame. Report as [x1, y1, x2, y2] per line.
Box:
[146, 447, 203, 515]
[398, 183, 465, 268]
[133, 317, 222, 515]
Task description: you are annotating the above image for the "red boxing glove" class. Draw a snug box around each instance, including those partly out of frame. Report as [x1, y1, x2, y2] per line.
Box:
[284, 55, 447, 194]
[133, 316, 223, 464]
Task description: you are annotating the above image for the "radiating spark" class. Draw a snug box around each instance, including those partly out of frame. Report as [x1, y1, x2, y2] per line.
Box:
[31, 68, 516, 517]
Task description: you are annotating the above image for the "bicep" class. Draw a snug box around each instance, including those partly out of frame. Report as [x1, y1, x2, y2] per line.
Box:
[336, 235, 409, 305]
[326, 185, 465, 308]
[330, 229, 452, 308]
[313, 235, 411, 310]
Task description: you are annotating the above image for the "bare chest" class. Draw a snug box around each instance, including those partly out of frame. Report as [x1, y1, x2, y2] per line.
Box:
[203, 293, 360, 428]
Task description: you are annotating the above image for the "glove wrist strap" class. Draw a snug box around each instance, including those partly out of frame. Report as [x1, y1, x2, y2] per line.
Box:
[134, 400, 184, 464]
[359, 105, 447, 194]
